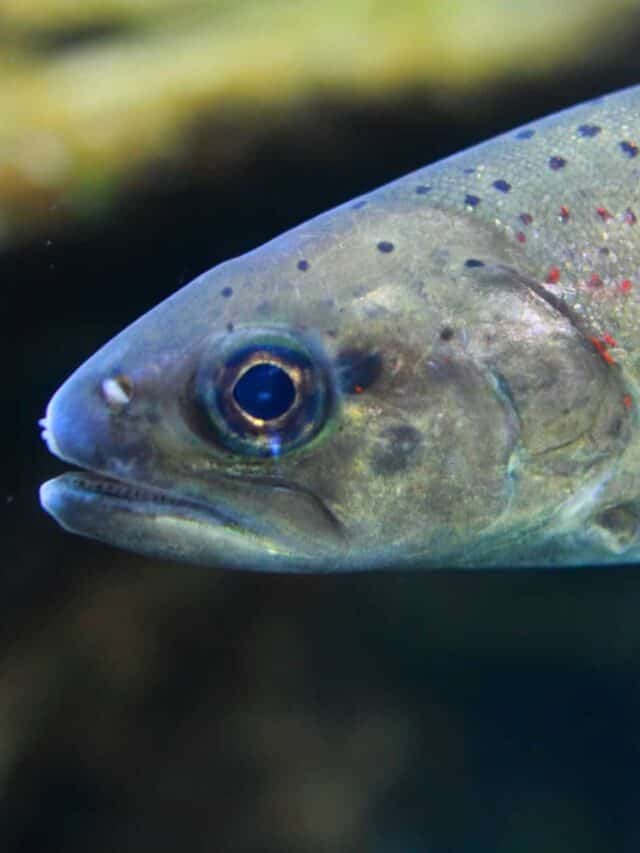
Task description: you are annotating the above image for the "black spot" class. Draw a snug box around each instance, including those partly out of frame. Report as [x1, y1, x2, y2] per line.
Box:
[352, 199, 367, 210]
[297, 259, 309, 271]
[336, 349, 382, 394]
[549, 156, 567, 170]
[578, 124, 601, 137]
[519, 212, 533, 225]
[492, 179, 511, 193]
[593, 504, 639, 547]
[415, 184, 431, 194]
[599, 247, 610, 256]
[515, 129, 535, 139]
[465, 258, 485, 268]
[371, 424, 423, 475]
[226, 321, 234, 332]
[440, 326, 454, 341]
[465, 194, 480, 208]
[620, 140, 639, 158]
[377, 240, 395, 253]
[221, 286, 233, 298]
[608, 416, 624, 439]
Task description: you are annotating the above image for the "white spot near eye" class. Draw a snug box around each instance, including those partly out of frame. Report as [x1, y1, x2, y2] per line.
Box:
[101, 375, 133, 409]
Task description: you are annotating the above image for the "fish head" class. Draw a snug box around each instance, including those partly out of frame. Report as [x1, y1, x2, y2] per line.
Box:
[40, 197, 633, 570]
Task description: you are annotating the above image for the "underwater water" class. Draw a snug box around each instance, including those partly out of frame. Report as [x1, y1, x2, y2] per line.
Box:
[6, 10, 640, 851]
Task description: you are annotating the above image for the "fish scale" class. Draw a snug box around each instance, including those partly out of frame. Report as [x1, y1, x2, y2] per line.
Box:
[39, 85, 640, 571]
[396, 90, 640, 361]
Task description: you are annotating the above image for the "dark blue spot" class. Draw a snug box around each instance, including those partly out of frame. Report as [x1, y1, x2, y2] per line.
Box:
[465, 194, 480, 208]
[463, 167, 476, 174]
[415, 185, 431, 194]
[336, 349, 382, 394]
[578, 124, 601, 137]
[515, 129, 535, 140]
[352, 199, 367, 210]
[233, 362, 295, 420]
[492, 179, 511, 193]
[377, 241, 395, 253]
[465, 258, 485, 268]
[371, 425, 422, 475]
[620, 140, 639, 158]
[297, 259, 309, 271]
[226, 321, 234, 332]
[549, 156, 567, 170]
[221, 286, 233, 298]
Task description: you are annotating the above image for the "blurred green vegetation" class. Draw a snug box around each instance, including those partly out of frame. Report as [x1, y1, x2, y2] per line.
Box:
[0, 0, 639, 246]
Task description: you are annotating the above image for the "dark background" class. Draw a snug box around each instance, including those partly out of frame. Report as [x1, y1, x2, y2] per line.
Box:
[6, 29, 640, 853]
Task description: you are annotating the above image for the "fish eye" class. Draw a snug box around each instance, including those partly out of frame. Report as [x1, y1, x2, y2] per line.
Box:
[232, 362, 296, 421]
[194, 330, 332, 457]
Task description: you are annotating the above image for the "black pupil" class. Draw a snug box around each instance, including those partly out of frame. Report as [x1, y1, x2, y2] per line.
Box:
[233, 362, 295, 420]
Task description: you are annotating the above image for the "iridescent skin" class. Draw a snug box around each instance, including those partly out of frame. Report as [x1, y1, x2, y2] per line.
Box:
[40, 86, 640, 570]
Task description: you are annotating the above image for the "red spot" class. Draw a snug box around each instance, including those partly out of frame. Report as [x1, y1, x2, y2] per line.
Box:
[516, 231, 526, 243]
[588, 273, 603, 288]
[623, 394, 633, 410]
[596, 206, 613, 221]
[546, 266, 561, 284]
[590, 336, 616, 365]
[354, 384, 364, 394]
[602, 333, 618, 347]
[624, 208, 637, 225]
[559, 205, 570, 222]
[519, 212, 533, 225]
[620, 278, 633, 293]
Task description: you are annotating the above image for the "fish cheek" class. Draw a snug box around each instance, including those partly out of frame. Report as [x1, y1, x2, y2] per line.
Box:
[411, 359, 519, 536]
[370, 425, 423, 475]
[330, 357, 521, 548]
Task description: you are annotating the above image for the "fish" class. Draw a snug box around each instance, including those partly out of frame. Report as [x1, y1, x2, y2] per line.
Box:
[40, 85, 640, 571]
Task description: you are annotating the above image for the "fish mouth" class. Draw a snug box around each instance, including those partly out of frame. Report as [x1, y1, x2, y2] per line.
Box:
[39, 466, 312, 571]
[40, 470, 242, 530]
[39, 399, 344, 570]
[40, 466, 344, 570]
[39, 402, 263, 551]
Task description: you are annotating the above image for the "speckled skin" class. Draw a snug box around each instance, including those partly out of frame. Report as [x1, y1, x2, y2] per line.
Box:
[40, 86, 640, 570]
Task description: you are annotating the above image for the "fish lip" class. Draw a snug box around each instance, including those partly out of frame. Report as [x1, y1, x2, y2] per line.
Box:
[40, 470, 243, 531]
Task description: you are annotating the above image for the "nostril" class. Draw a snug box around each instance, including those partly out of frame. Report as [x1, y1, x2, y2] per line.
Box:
[100, 374, 134, 410]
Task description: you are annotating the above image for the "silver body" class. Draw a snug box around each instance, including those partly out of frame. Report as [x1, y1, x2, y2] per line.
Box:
[40, 86, 640, 570]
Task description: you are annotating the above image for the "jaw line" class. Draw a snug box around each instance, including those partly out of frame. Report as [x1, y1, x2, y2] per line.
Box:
[39, 470, 256, 538]
[39, 469, 332, 570]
